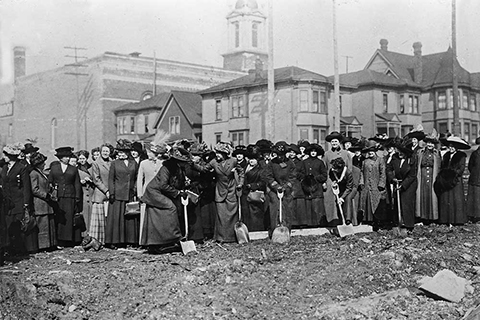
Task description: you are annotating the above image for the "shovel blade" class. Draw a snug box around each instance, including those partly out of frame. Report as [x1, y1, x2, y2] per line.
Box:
[337, 224, 355, 238]
[180, 239, 197, 255]
[272, 226, 290, 244]
[234, 222, 250, 244]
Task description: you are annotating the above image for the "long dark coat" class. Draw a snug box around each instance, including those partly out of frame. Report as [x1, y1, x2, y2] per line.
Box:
[415, 148, 441, 220]
[437, 151, 467, 224]
[467, 147, 480, 221]
[48, 161, 82, 243]
[242, 164, 267, 231]
[386, 157, 417, 228]
[325, 167, 354, 224]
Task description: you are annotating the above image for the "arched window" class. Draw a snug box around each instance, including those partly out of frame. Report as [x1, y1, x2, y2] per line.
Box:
[51, 118, 57, 149]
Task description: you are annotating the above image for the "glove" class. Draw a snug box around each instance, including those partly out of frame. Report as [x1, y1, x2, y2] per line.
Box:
[378, 186, 385, 192]
[109, 194, 115, 204]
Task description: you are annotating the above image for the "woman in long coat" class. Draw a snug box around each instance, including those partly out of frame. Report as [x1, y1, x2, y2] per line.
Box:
[298, 143, 328, 226]
[467, 137, 480, 222]
[106, 140, 139, 248]
[48, 146, 83, 247]
[264, 143, 296, 236]
[90, 144, 111, 244]
[242, 149, 266, 231]
[286, 144, 306, 227]
[141, 148, 191, 253]
[1, 143, 33, 254]
[359, 141, 387, 225]
[76, 150, 93, 236]
[344, 141, 364, 225]
[387, 144, 417, 230]
[435, 136, 469, 225]
[327, 158, 354, 225]
[415, 133, 441, 222]
[30, 152, 57, 250]
[195, 142, 244, 243]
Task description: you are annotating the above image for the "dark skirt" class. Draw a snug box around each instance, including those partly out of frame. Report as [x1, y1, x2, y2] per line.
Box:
[267, 190, 293, 237]
[106, 200, 139, 245]
[141, 200, 182, 246]
[419, 168, 436, 220]
[56, 197, 82, 245]
[176, 199, 204, 242]
[214, 199, 238, 243]
[467, 184, 480, 221]
[439, 183, 467, 224]
[293, 198, 310, 227]
[241, 193, 266, 232]
[304, 197, 326, 227]
[199, 200, 216, 239]
[36, 214, 57, 250]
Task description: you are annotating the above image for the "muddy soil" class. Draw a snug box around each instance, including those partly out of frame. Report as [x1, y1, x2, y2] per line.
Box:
[1, 223, 479, 320]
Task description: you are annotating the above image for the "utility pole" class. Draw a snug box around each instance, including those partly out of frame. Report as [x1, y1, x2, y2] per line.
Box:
[65, 46, 88, 150]
[451, 0, 460, 136]
[342, 55, 353, 73]
[267, 0, 275, 141]
[332, 0, 340, 132]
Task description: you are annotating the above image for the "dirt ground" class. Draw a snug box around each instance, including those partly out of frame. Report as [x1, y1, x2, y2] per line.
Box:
[1, 223, 479, 320]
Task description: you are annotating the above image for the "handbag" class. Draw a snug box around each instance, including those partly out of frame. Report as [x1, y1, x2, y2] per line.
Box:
[247, 190, 265, 203]
[125, 199, 141, 216]
[73, 214, 87, 232]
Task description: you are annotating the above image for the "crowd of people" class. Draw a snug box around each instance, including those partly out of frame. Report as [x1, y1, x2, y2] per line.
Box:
[1, 127, 479, 262]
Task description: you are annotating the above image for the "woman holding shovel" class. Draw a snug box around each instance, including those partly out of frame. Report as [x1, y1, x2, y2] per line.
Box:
[327, 158, 354, 226]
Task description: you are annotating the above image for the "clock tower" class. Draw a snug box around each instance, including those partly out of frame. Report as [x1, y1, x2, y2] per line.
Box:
[222, 0, 268, 72]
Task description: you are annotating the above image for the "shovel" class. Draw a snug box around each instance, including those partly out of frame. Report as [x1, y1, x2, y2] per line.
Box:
[272, 189, 290, 244]
[332, 183, 354, 237]
[234, 188, 250, 244]
[180, 195, 197, 255]
[392, 180, 407, 237]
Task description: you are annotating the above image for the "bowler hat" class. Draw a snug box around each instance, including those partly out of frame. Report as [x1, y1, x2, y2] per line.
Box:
[23, 143, 39, 154]
[55, 146, 74, 158]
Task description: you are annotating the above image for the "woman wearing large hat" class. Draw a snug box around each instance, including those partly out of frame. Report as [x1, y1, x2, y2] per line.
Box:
[29, 152, 57, 251]
[324, 131, 352, 171]
[435, 136, 470, 225]
[467, 137, 480, 222]
[415, 130, 442, 222]
[1, 143, 34, 255]
[141, 147, 193, 253]
[105, 139, 139, 249]
[48, 146, 83, 247]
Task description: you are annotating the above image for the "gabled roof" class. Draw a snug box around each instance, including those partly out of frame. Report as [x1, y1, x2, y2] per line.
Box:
[152, 91, 202, 128]
[341, 116, 362, 125]
[198, 66, 330, 95]
[375, 113, 401, 123]
[114, 91, 170, 113]
[333, 69, 420, 89]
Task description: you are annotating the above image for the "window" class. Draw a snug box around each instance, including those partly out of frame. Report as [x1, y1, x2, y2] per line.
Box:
[130, 116, 135, 134]
[234, 22, 240, 48]
[339, 95, 343, 116]
[408, 95, 413, 113]
[232, 96, 245, 118]
[141, 92, 153, 101]
[320, 129, 327, 145]
[215, 133, 222, 143]
[8, 123, 13, 137]
[144, 114, 149, 133]
[313, 129, 319, 143]
[470, 94, 477, 111]
[169, 116, 180, 134]
[118, 116, 127, 134]
[215, 100, 222, 120]
[252, 22, 259, 48]
[400, 95, 405, 114]
[383, 93, 388, 113]
[438, 122, 448, 134]
[472, 124, 478, 142]
[413, 96, 419, 114]
[320, 92, 327, 113]
[312, 90, 319, 112]
[449, 91, 460, 109]
[50, 118, 57, 148]
[464, 122, 470, 142]
[231, 130, 248, 146]
[438, 92, 446, 109]
[463, 92, 469, 109]
[299, 128, 309, 140]
[299, 90, 308, 112]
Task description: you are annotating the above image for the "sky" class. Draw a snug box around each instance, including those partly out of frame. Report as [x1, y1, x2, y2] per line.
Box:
[1, 0, 479, 84]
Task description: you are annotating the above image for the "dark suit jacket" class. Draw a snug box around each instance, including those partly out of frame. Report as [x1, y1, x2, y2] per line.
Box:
[0, 161, 32, 215]
[244, 164, 266, 192]
[30, 168, 54, 215]
[108, 159, 138, 201]
[48, 161, 82, 201]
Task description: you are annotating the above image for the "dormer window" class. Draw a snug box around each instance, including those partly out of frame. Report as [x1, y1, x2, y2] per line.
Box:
[142, 91, 153, 101]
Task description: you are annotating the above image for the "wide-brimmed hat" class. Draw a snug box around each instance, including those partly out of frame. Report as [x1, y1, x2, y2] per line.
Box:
[395, 143, 414, 157]
[3, 143, 23, 156]
[23, 143, 39, 154]
[232, 145, 247, 156]
[362, 140, 378, 153]
[305, 143, 324, 156]
[369, 133, 389, 144]
[170, 147, 191, 162]
[297, 139, 310, 149]
[325, 131, 344, 143]
[30, 152, 47, 167]
[116, 139, 132, 151]
[214, 141, 233, 155]
[445, 136, 471, 150]
[132, 141, 144, 153]
[271, 143, 287, 155]
[255, 139, 273, 154]
[342, 137, 358, 145]
[147, 142, 168, 155]
[55, 146, 74, 158]
[245, 148, 261, 159]
[287, 143, 301, 154]
[348, 139, 366, 152]
[476, 137, 480, 145]
[423, 129, 440, 144]
[189, 142, 209, 156]
[405, 124, 426, 140]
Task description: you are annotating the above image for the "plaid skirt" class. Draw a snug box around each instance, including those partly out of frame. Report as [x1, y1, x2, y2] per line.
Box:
[90, 203, 106, 244]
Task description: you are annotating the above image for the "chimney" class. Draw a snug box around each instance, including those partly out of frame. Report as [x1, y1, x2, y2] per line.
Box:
[14, 46, 26, 79]
[380, 39, 388, 51]
[413, 42, 423, 83]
